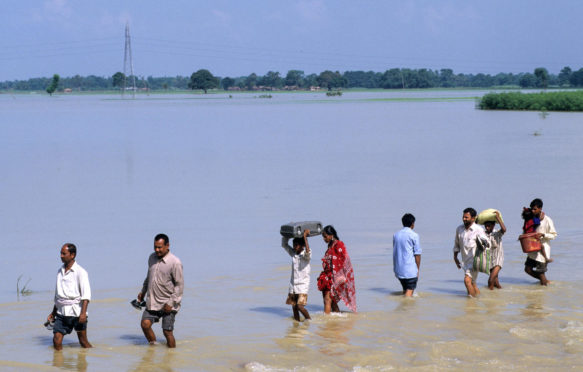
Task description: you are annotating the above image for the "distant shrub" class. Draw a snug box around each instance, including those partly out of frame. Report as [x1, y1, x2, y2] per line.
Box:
[326, 90, 342, 96]
[479, 91, 583, 111]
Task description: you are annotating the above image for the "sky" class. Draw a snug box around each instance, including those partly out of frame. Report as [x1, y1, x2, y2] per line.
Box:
[1, 0, 582, 81]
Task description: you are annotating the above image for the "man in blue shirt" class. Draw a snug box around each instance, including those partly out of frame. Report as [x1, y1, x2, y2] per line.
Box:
[393, 213, 422, 297]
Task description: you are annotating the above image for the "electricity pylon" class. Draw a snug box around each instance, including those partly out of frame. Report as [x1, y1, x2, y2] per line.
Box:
[122, 22, 136, 98]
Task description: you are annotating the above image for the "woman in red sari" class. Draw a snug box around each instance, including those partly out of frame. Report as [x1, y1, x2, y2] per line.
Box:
[317, 225, 357, 313]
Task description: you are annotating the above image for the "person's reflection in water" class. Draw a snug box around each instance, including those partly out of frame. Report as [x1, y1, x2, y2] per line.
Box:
[132, 345, 175, 372]
[316, 314, 356, 357]
[275, 322, 311, 353]
[52, 349, 88, 372]
[395, 297, 417, 313]
[522, 289, 549, 319]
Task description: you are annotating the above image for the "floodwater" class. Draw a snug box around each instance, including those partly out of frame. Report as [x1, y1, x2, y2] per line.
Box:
[0, 90, 582, 371]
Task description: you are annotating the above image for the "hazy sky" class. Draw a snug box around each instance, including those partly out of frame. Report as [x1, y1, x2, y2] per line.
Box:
[2, 0, 582, 80]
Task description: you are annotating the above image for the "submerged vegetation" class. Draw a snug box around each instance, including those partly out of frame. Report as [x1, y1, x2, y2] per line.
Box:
[478, 91, 583, 111]
[17, 275, 32, 296]
[326, 90, 343, 96]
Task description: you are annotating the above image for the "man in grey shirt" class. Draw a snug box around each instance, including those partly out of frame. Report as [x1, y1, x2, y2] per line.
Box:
[137, 233, 184, 348]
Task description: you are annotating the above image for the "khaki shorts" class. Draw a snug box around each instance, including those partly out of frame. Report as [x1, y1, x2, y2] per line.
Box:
[286, 293, 307, 306]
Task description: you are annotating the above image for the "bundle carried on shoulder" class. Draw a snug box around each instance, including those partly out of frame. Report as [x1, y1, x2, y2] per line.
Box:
[475, 209, 504, 225]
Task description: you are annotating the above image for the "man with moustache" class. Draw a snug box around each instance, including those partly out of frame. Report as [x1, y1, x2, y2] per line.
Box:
[453, 208, 489, 297]
[137, 233, 184, 348]
[47, 243, 92, 350]
[524, 198, 557, 286]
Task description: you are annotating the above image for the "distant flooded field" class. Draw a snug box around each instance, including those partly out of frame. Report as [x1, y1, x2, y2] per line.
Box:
[1, 91, 582, 370]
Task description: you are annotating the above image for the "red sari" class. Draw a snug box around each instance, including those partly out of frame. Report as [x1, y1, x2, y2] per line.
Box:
[317, 240, 357, 312]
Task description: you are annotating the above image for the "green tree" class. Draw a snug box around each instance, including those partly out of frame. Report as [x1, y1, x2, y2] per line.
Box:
[534, 67, 549, 89]
[381, 68, 404, 89]
[221, 77, 235, 90]
[258, 71, 282, 89]
[558, 66, 572, 87]
[244, 73, 258, 90]
[188, 69, 219, 93]
[284, 70, 304, 87]
[317, 70, 346, 90]
[439, 69, 455, 87]
[519, 73, 537, 88]
[112, 72, 125, 89]
[570, 68, 583, 87]
[46, 74, 60, 95]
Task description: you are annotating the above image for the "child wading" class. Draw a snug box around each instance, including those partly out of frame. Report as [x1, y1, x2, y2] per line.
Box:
[282, 229, 311, 321]
[484, 211, 506, 290]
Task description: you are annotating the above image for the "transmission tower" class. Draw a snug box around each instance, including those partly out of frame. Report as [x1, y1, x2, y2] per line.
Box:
[122, 22, 136, 98]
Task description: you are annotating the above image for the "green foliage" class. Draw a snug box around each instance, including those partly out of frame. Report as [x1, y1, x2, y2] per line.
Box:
[478, 91, 583, 111]
[188, 69, 219, 93]
[221, 77, 235, 90]
[5, 65, 583, 92]
[317, 70, 347, 90]
[46, 74, 60, 95]
[284, 70, 305, 87]
[112, 72, 126, 88]
[243, 73, 258, 90]
[257, 71, 282, 89]
[326, 90, 343, 96]
[534, 67, 549, 89]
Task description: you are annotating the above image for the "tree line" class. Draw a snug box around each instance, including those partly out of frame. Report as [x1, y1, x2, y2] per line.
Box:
[2, 66, 583, 92]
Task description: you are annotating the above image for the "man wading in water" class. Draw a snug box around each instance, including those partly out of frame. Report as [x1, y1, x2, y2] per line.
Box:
[137, 234, 184, 347]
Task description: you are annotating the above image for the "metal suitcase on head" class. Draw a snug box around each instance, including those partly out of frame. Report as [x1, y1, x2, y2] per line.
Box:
[280, 221, 323, 238]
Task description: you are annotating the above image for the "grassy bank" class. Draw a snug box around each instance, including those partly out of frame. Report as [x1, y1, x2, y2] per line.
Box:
[478, 90, 583, 111]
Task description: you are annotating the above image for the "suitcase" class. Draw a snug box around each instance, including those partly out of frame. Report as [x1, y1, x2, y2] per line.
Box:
[280, 221, 323, 238]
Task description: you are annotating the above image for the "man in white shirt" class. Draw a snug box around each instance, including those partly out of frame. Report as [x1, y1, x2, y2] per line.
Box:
[47, 243, 92, 350]
[525, 198, 557, 285]
[453, 208, 489, 297]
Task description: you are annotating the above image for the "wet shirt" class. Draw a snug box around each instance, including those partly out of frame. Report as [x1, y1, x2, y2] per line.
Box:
[282, 237, 311, 294]
[54, 261, 91, 317]
[393, 227, 421, 279]
[453, 223, 488, 270]
[141, 252, 184, 312]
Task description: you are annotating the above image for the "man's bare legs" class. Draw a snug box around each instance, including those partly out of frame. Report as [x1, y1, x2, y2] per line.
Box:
[488, 266, 502, 290]
[141, 319, 157, 344]
[52, 331, 92, 350]
[76, 330, 92, 348]
[404, 289, 414, 297]
[162, 330, 176, 348]
[464, 275, 480, 297]
[53, 332, 64, 351]
[525, 266, 549, 286]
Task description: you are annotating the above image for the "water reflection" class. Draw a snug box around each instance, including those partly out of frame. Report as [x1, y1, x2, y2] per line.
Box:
[522, 289, 549, 319]
[52, 349, 88, 372]
[394, 297, 417, 312]
[316, 314, 356, 357]
[131, 346, 174, 372]
[275, 322, 311, 352]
